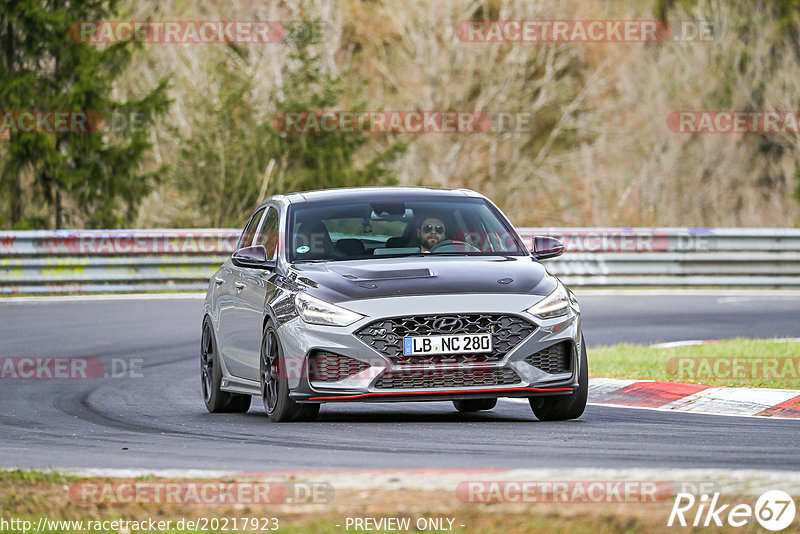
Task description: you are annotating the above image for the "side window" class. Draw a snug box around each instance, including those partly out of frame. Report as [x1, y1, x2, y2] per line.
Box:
[256, 207, 280, 260]
[236, 207, 266, 250]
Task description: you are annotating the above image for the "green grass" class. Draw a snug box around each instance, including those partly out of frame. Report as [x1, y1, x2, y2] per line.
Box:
[0, 470, 790, 534]
[0, 469, 80, 484]
[589, 338, 800, 389]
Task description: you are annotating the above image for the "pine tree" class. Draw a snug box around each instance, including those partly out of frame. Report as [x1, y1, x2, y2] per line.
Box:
[0, 0, 169, 228]
[272, 48, 407, 193]
[175, 30, 405, 228]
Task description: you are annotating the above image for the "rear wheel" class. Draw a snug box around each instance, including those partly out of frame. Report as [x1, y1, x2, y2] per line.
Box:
[260, 322, 320, 422]
[201, 318, 251, 413]
[453, 398, 497, 412]
[529, 336, 588, 421]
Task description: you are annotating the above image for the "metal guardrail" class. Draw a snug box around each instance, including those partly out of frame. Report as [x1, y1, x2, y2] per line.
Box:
[516, 228, 800, 287]
[0, 228, 799, 294]
[0, 230, 235, 294]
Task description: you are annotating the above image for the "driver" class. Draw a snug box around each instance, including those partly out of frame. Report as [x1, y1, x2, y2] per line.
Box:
[417, 216, 446, 253]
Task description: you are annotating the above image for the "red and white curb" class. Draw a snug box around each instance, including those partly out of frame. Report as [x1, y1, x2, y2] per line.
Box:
[589, 378, 800, 419]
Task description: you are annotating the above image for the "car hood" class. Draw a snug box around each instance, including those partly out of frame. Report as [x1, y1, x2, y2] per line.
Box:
[287, 255, 558, 303]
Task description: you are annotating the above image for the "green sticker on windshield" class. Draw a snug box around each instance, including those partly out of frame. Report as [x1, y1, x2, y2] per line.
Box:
[296, 245, 310, 254]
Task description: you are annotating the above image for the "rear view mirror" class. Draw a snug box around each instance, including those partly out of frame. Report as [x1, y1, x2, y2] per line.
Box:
[232, 245, 275, 269]
[371, 201, 406, 216]
[531, 236, 565, 260]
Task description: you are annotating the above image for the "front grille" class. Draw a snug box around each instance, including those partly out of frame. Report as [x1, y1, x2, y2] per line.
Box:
[374, 367, 520, 389]
[524, 342, 572, 374]
[308, 351, 370, 382]
[355, 314, 535, 363]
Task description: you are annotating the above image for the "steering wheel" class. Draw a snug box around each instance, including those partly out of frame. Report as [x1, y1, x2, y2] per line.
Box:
[429, 239, 482, 253]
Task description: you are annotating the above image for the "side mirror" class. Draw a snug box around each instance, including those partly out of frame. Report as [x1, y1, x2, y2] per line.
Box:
[232, 245, 276, 269]
[531, 236, 565, 260]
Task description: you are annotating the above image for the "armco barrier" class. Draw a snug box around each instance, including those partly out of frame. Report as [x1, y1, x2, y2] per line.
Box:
[0, 230, 236, 294]
[516, 228, 800, 287]
[0, 228, 799, 294]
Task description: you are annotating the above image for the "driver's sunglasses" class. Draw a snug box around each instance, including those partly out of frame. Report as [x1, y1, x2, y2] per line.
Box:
[422, 224, 445, 234]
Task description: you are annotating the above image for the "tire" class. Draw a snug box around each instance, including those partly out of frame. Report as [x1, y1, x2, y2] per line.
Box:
[260, 322, 320, 423]
[201, 318, 252, 413]
[529, 336, 588, 421]
[453, 398, 497, 412]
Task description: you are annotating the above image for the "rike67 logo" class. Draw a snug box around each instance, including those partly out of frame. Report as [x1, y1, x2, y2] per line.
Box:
[668, 490, 796, 531]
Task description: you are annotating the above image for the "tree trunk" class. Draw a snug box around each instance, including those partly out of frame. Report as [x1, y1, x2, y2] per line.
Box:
[10, 168, 22, 226]
[4, 20, 23, 226]
[55, 187, 62, 229]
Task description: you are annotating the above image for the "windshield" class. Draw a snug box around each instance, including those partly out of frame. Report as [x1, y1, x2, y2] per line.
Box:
[288, 197, 526, 262]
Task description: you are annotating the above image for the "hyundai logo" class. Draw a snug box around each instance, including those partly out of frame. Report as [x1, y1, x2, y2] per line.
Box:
[432, 317, 463, 332]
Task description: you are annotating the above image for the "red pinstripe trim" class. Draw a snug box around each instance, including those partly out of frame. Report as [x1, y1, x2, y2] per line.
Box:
[309, 386, 573, 401]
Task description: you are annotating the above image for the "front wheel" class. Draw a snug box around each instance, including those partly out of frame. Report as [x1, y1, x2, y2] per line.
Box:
[260, 322, 320, 422]
[453, 398, 497, 412]
[529, 336, 588, 421]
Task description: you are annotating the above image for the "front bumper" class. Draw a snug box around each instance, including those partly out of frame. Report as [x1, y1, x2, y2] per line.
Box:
[277, 293, 582, 403]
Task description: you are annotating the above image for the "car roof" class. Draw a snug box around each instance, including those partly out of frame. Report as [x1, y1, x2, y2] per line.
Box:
[282, 186, 484, 205]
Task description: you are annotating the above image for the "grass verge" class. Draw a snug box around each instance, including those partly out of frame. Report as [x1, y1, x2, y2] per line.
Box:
[0, 470, 788, 534]
[589, 338, 800, 389]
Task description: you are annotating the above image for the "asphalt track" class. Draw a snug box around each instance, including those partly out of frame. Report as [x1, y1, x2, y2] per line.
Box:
[1, 291, 798, 472]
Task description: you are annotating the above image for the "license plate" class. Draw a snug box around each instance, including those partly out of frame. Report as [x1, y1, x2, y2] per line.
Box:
[403, 333, 492, 356]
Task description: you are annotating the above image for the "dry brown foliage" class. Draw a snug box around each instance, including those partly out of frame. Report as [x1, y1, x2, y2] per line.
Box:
[123, 0, 800, 228]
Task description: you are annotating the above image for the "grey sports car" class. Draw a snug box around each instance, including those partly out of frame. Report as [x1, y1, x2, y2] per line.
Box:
[202, 187, 587, 422]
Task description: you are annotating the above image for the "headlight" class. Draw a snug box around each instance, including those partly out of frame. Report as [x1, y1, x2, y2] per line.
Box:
[294, 292, 364, 327]
[526, 282, 571, 320]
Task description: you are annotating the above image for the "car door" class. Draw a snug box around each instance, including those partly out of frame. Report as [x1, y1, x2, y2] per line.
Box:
[218, 206, 266, 380]
[231, 205, 281, 381]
